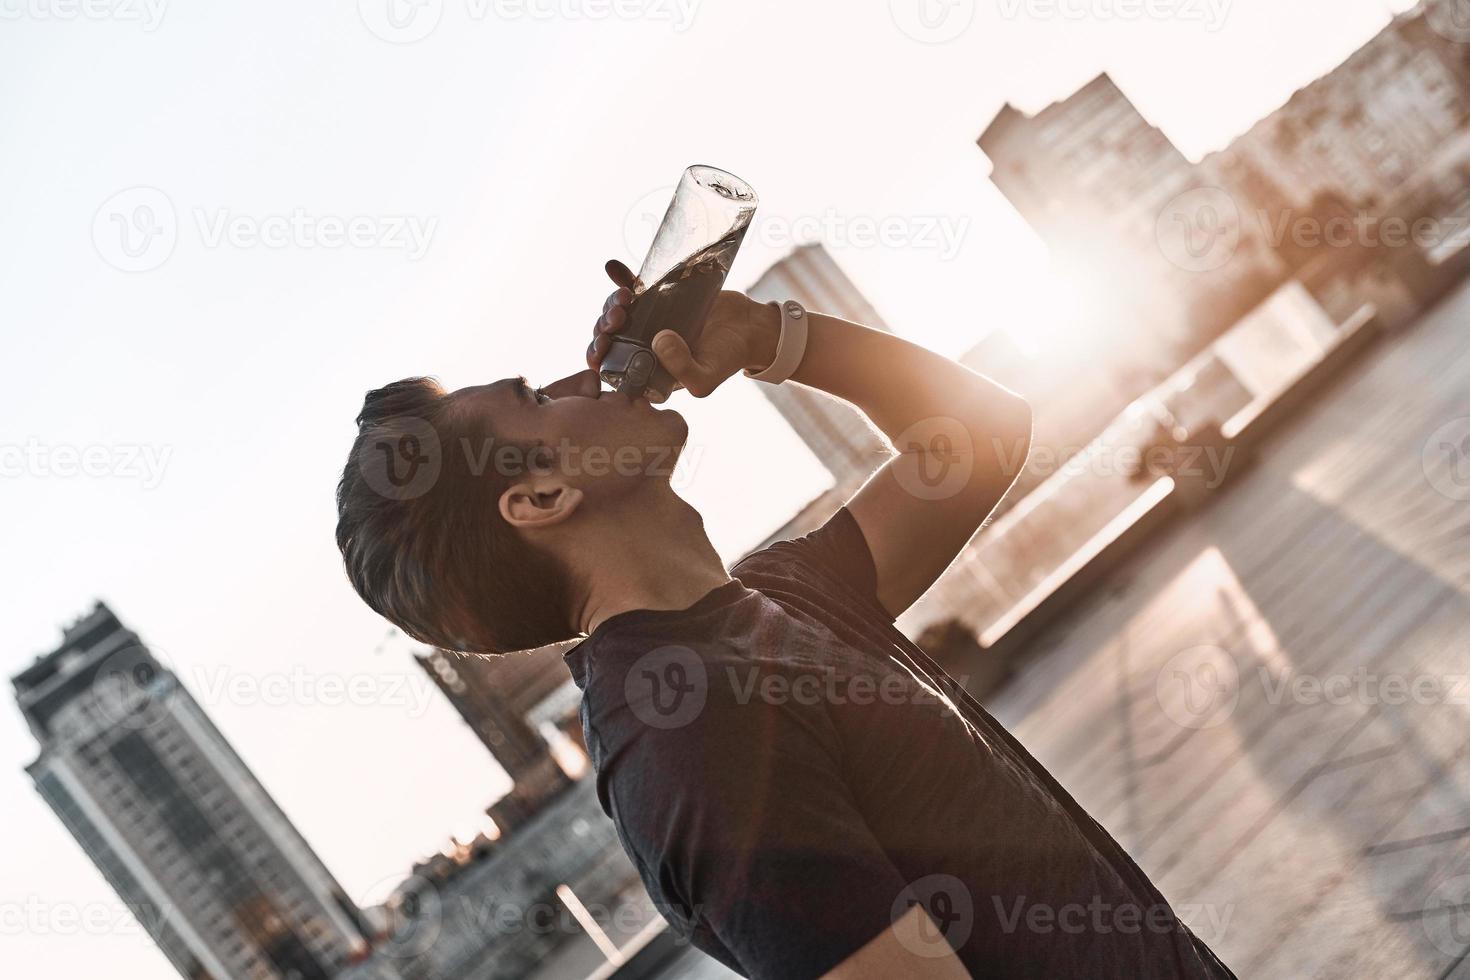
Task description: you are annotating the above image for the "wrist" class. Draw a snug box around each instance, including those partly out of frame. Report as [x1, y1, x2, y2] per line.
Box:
[743, 299, 782, 373]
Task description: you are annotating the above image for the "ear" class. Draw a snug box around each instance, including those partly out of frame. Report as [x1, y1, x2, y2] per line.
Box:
[498, 481, 584, 530]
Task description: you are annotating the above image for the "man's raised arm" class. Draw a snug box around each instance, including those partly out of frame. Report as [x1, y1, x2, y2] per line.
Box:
[769, 307, 1032, 618]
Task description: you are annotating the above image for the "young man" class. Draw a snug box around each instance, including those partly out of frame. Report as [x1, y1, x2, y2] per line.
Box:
[336, 260, 1236, 979]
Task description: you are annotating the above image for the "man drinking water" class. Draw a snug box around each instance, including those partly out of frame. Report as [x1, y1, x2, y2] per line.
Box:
[335, 258, 1236, 978]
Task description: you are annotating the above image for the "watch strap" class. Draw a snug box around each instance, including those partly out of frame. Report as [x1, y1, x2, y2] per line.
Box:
[744, 299, 809, 385]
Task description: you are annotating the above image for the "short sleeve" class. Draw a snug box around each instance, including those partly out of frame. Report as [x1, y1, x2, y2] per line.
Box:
[734, 507, 893, 624]
[604, 669, 912, 978]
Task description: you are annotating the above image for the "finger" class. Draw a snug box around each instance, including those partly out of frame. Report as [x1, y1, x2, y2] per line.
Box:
[601, 304, 626, 333]
[586, 334, 611, 370]
[601, 287, 631, 319]
[605, 260, 637, 290]
[652, 330, 718, 397]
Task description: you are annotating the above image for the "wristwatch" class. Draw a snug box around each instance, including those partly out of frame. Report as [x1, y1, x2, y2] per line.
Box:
[744, 299, 809, 385]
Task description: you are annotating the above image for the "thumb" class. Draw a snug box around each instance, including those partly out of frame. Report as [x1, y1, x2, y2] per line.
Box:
[652, 330, 718, 397]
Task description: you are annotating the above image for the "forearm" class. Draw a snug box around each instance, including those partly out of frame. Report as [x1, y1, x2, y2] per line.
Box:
[745, 304, 1032, 470]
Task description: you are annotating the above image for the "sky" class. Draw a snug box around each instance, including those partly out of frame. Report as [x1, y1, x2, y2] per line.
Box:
[0, 0, 1421, 975]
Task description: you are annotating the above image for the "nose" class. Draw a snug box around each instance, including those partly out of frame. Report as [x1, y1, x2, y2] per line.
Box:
[540, 369, 602, 400]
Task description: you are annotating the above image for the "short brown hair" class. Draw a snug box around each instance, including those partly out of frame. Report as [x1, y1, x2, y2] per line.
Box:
[335, 378, 573, 654]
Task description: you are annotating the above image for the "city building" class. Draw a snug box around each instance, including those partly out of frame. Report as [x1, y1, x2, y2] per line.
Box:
[745, 244, 894, 488]
[357, 777, 668, 980]
[1204, 5, 1470, 217]
[13, 602, 371, 980]
[974, 1, 1470, 476]
[414, 644, 585, 837]
[979, 73, 1287, 365]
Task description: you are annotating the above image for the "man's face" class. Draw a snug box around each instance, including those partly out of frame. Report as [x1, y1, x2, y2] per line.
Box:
[451, 368, 689, 496]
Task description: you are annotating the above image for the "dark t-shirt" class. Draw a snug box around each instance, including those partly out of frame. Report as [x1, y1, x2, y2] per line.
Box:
[564, 509, 1236, 979]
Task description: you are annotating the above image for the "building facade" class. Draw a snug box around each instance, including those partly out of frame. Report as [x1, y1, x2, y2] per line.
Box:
[414, 644, 583, 837]
[745, 244, 894, 488]
[980, 73, 1287, 361]
[13, 603, 370, 980]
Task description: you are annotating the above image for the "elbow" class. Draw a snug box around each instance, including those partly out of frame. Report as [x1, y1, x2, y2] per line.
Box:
[989, 391, 1033, 482]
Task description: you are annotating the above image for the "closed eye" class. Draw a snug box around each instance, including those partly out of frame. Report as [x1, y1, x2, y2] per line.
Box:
[515, 376, 551, 405]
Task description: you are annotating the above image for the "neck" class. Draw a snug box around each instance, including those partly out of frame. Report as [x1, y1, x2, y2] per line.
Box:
[568, 488, 731, 636]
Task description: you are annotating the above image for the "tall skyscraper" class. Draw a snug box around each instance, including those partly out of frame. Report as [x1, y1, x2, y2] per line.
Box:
[13, 602, 371, 980]
[746, 244, 894, 487]
[415, 644, 581, 835]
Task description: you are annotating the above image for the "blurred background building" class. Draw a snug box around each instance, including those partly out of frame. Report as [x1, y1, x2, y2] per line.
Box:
[13, 603, 373, 980]
[415, 645, 584, 837]
[745, 243, 894, 489]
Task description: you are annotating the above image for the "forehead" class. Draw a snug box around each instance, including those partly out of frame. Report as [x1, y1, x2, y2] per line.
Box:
[449, 378, 539, 441]
[451, 378, 528, 415]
